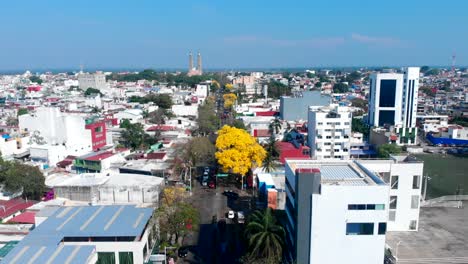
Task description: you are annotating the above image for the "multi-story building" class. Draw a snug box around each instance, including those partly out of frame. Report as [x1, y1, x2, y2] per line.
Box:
[85, 119, 107, 151]
[308, 104, 351, 160]
[280, 91, 331, 121]
[369, 67, 420, 145]
[1, 205, 155, 263]
[359, 155, 424, 231]
[284, 159, 389, 264]
[78, 72, 107, 90]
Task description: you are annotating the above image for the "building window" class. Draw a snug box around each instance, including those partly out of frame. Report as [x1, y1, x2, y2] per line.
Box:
[326, 136, 332, 139]
[378, 223, 387, 235]
[411, 195, 419, 209]
[94, 126, 103, 132]
[119, 252, 134, 264]
[344, 122, 350, 125]
[318, 122, 323, 125]
[346, 223, 374, 235]
[375, 204, 385, 210]
[390, 196, 398, 209]
[366, 204, 376, 210]
[391, 176, 399, 189]
[413, 175, 421, 189]
[389, 211, 396, 221]
[409, 220, 417, 230]
[97, 252, 116, 264]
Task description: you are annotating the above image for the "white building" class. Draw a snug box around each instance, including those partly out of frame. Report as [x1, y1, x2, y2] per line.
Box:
[308, 104, 351, 160]
[369, 67, 420, 145]
[78, 72, 107, 90]
[359, 155, 424, 231]
[19, 107, 93, 164]
[285, 159, 389, 264]
[114, 109, 143, 124]
[416, 114, 449, 133]
[47, 172, 164, 206]
[441, 125, 468, 140]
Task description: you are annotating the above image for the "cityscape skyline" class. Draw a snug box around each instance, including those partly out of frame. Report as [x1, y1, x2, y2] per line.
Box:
[0, 0, 467, 70]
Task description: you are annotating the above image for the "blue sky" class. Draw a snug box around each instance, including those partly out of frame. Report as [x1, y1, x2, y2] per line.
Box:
[0, 0, 467, 70]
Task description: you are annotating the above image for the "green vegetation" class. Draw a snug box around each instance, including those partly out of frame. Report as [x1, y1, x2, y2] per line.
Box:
[420, 66, 430, 73]
[333, 82, 349, 93]
[28, 75, 42, 84]
[232, 119, 247, 130]
[419, 86, 435, 97]
[414, 154, 468, 199]
[244, 208, 285, 263]
[128, 94, 173, 109]
[350, 98, 368, 110]
[0, 159, 46, 200]
[267, 81, 291, 99]
[262, 135, 280, 173]
[377, 143, 402, 158]
[196, 100, 219, 136]
[351, 117, 369, 138]
[184, 137, 216, 166]
[425, 68, 440, 76]
[119, 121, 157, 150]
[17, 108, 28, 116]
[84, 87, 102, 96]
[451, 116, 468, 127]
[345, 71, 361, 84]
[107, 69, 229, 87]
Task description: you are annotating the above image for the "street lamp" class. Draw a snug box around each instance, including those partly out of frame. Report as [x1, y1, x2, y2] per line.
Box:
[395, 240, 403, 263]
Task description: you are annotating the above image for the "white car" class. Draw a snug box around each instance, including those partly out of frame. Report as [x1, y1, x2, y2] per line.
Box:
[228, 210, 235, 219]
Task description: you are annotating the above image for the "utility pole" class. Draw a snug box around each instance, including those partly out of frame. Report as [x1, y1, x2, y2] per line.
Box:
[423, 174, 429, 201]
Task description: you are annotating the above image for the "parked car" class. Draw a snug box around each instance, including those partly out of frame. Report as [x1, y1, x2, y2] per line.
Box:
[237, 211, 245, 224]
[208, 181, 216, 189]
[223, 190, 239, 199]
[228, 210, 235, 219]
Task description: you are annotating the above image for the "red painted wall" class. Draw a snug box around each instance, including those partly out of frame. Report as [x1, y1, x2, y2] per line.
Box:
[85, 121, 107, 151]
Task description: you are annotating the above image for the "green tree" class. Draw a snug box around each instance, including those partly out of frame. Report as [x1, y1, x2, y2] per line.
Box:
[185, 137, 216, 166]
[267, 81, 291, 99]
[352, 118, 369, 138]
[6, 117, 18, 127]
[333, 83, 349, 93]
[346, 71, 361, 84]
[196, 100, 218, 135]
[84, 87, 102, 96]
[268, 118, 282, 135]
[232, 119, 247, 130]
[377, 144, 402, 158]
[148, 108, 167, 125]
[17, 108, 28, 116]
[314, 81, 322, 88]
[120, 123, 146, 150]
[245, 208, 285, 263]
[29, 75, 42, 84]
[262, 136, 280, 173]
[420, 66, 430, 73]
[350, 98, 368, 111]
[0, 161, 46, 200]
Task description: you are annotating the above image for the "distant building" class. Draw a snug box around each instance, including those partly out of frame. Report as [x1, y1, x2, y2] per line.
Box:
[285, 159, 388, 264]
[78, 72, 107, 90]
[187, 51, 203, 76]
[307, 104, 351, 160]
[368, 67, 420, 145]
[280, 91, 331, 121]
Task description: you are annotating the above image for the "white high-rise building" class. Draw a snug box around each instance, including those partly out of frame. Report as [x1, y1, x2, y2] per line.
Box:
[368, 67, 420, 145]
[285, 159, 389, 264]
[78, 72, 107, 90]
[359, 155, 424, 232]
[308, 104, 351, 160]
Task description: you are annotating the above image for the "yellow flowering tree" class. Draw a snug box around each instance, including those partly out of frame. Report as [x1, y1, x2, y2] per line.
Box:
[225, 83, 233, 90]
[215, 126, 266, 186]
[223, 93, 237, 109]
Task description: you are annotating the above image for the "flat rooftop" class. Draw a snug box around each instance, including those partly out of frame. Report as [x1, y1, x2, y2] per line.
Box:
[386, 206, 468, 263]
[1, 205, 153, 263]
[286, 159, 385, 186]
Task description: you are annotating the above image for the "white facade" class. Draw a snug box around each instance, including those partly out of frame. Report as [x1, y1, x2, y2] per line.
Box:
[359, 155, 424, 231]
[194, 84, 209, 99]
[285, 160, 389, 264]
[19, 107, 93, 164]
[114, 109, 143, 124]
[308, 104, 351, 160]
[78, 72, 107, 90]
[402, 67, 420, 128]
[0, 135, 29, 158]
[369, 73, 404, 127]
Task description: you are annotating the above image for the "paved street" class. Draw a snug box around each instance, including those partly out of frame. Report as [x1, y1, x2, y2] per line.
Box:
[181, 180, 249, 264]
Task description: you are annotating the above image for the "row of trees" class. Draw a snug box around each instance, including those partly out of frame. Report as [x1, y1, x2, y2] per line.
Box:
[107, 70, 230, 88]
[128, 94, 173, 109]
[119, 120, 159, 150]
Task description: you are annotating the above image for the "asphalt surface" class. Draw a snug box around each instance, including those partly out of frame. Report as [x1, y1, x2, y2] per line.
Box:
[180, 181, 249, 264]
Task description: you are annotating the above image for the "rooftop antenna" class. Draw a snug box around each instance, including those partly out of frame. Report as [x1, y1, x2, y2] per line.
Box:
[451, 52, 456, 89]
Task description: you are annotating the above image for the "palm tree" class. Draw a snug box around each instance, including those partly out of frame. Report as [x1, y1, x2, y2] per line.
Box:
[262, 135, 279, 173]
[269, 118, 282, 135]
[245, 208, 285, 262]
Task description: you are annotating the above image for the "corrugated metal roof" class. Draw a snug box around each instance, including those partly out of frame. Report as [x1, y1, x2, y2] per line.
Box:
[1, 205, 152, 263]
